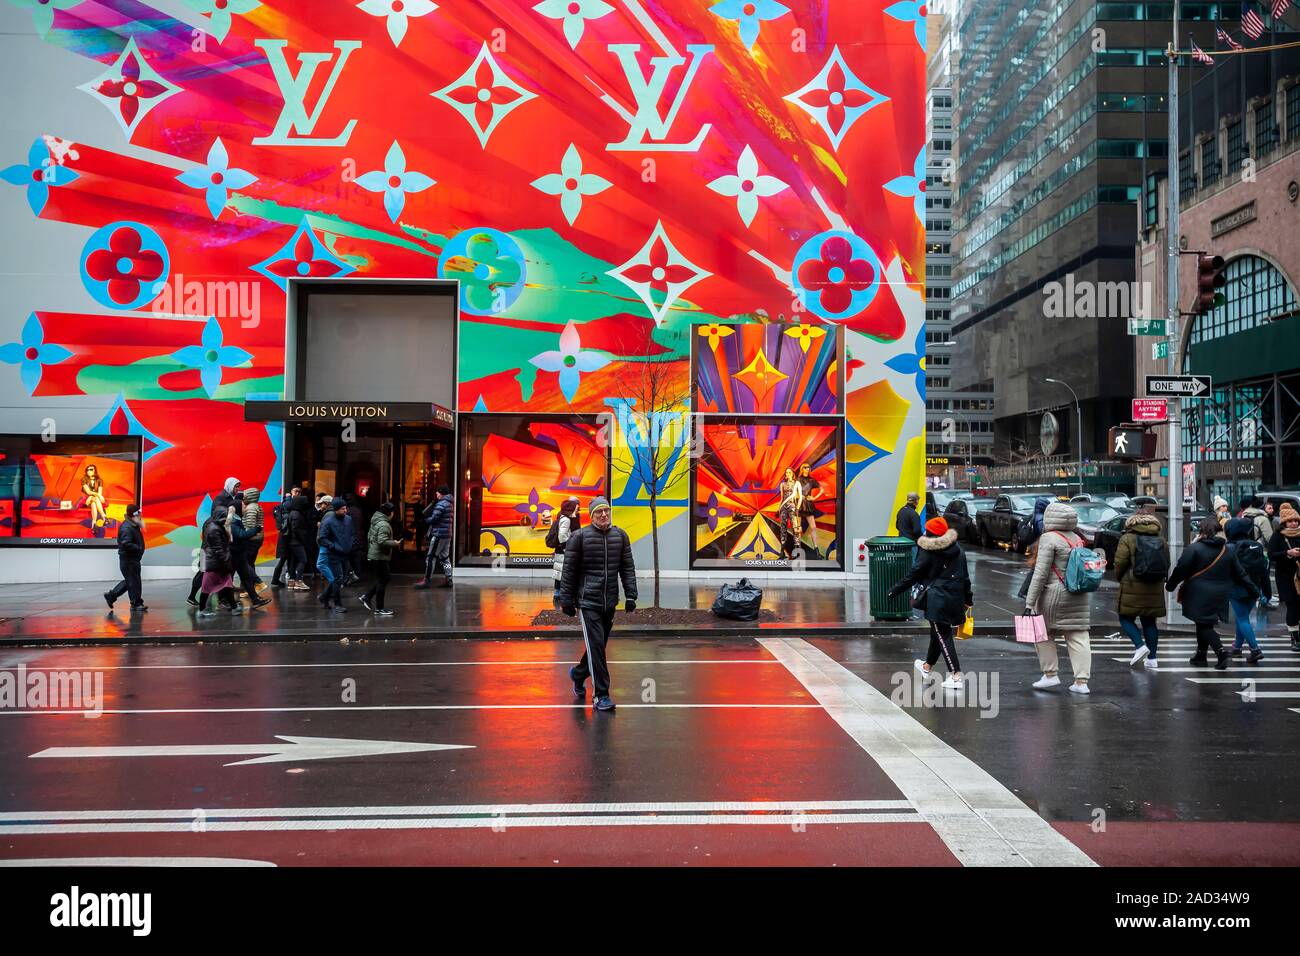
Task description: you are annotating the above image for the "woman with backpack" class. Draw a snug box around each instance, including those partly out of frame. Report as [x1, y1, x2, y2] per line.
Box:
[1112, 511, 1168, 669]
[1023, 501, 1094, 694]
[1268, 502, 1300, 652]
[1166, 517, 1259, 669]
[1224, 517, 1268, 663]
[887, 515, 972, 690]
[550, 497, 581, 601]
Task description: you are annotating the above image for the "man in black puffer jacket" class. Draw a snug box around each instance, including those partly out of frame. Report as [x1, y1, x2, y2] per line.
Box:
[558, 496, 637, 712]
[105, 503, 147, 612]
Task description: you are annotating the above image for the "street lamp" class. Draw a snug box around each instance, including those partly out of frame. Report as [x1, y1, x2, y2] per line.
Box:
[1045, 377, 1084, 497]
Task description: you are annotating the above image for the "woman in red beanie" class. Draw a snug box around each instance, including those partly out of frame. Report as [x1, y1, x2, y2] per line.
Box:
[887, 515, 973, 689]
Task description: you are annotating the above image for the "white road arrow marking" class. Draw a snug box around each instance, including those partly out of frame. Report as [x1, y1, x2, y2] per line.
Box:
[29, 735, 474, 767]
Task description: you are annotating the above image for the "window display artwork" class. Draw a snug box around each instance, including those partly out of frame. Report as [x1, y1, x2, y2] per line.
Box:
[691, 419, 840, 569]
[457, 416, 607, 566]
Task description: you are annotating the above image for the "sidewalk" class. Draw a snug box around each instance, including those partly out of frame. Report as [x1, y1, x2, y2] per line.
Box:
[0, 547, 1290, 646]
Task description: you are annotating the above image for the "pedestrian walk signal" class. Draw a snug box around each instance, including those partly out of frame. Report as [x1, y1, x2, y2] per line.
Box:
[1108, 426, 1153, 460]
[1195, 254, 1226, 314]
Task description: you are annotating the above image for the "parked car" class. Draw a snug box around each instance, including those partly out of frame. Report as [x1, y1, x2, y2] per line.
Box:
[943, 495, 995, 544]
[976, 493, 1040, 552]
[926, 489, 973, 521]
[1258, 490, 1300, 526]
[1071, 502, 1128, 547]
[1092, 506, 1211, 569]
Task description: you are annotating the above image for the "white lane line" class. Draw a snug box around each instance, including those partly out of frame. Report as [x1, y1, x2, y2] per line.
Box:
[0, 799, 914, 822]
[0, 659, 783, 671]
[1235, 692, 1300, 699]
[0, 703, 823, 717]
[1187, 678, 1300, 683]
[0, 813, 922, 835]
[759, 637, 1095, 868]
[0, 857, 275, 867]
[1111, 662, 1300, 671]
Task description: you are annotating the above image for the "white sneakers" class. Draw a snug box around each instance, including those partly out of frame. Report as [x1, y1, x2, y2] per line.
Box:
[941, 675, 965, 690]
[1129, 645, 1151, 666]
[1032, 674, 1061, 689]
[1144, 657, 1159, 670]
[914, 659, 935, 680]
[914, 660, 965, 690]
[1068, 682, 1091, 695]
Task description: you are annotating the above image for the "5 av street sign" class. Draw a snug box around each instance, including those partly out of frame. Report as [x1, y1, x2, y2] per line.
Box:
[1145, 374, 1212, 397]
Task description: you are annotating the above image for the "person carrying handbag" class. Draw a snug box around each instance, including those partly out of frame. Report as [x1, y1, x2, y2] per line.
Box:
[1167, 517, 1258, 669]
[1023, 502, 1093, 694]
[887, 516, 972, 690]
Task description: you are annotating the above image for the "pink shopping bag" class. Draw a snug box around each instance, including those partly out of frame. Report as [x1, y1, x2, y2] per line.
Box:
[1014, 612, 1048, 644]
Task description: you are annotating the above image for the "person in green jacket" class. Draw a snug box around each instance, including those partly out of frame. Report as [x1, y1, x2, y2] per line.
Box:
[1113, 511, 1169, 669]
[361, 501, 399, 615]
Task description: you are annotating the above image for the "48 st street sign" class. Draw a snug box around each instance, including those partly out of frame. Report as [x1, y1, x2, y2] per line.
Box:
[1145, 374, 1212, 397]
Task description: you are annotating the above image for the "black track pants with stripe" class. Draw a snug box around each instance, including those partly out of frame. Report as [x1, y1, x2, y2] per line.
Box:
[574, 607, 616, 698]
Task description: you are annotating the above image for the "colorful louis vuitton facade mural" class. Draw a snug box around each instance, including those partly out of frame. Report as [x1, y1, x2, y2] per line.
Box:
[0, 0, 926, 573]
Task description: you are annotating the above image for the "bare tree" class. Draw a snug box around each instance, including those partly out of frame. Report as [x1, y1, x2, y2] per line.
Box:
[606, 328, 691, 606]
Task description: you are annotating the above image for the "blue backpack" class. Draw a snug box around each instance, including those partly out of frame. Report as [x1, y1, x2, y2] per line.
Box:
[1055, 532, 1107, 593]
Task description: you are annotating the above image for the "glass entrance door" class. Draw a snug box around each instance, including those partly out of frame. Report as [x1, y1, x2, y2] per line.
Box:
[394, 437, 450, 561]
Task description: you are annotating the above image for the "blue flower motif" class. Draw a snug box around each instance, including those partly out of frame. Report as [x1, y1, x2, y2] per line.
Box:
[884, 325, 926, 399]
[177, 138, 257, 220]
[0, 313, 72, 395]
[1, 138, 79, 216]
[883, 145, 926, 223]
[884, 0, 927, 49]
[529, 320, 611, 403]
[710, 0, 790, 51]
[354, 140, 436, 223]
[169, 316, 252, 398]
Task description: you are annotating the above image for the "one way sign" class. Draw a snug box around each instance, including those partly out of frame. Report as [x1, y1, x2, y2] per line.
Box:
[1145, 374, 1212, 397]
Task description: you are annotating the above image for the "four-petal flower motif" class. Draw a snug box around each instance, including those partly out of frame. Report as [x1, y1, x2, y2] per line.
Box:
[252, 218, 356, 292]
[791, 230, 882, 321]
[883, 0, 927, 49]
[184, 0, 262, 43]
[80, 222, 170, 310]
[176, 138, 257, 220]
[883, 325, 926, 399]
[709, 0, 790, 51]
[706, 145, 788, 228]
[432, 43, 538, 149]
[532, 0, 614, 48]
[78, 37, 182, 142]
[1, 137, 78, 216]
[698, 322, 735, 351]
[608, 222, 711, 326]
[0, 313, 71, 396]
[784, 324, 826, 354]
[529, 320, 611, 403]
[170, 316, 253, 398]
[438, 228, 526, 315]
[697, 492, 734, 533]
[513, 488, 553, 528]
[355, 140, 436, 223]
[883, 145, 926, 223]
[783, 45, 887, 151]
[357, 0, 439, 47]
[530, 144, 611, 226]
[10, 0, 80, 37]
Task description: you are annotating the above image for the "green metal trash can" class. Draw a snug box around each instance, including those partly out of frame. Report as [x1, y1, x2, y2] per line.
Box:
[868, 535, 916, 621]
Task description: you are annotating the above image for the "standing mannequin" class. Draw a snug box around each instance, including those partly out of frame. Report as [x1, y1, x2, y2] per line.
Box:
[777, 467, 803, 559]
[797, 462, 824, 557]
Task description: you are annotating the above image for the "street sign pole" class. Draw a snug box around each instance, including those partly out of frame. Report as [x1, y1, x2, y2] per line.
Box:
[1166, 1, 1184, 624]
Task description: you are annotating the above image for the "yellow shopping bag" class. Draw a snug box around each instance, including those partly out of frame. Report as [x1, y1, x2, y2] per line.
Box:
[956, 610, 974, 640]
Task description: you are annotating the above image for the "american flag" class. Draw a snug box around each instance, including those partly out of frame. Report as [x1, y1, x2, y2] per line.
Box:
[1191, 41, 1215, 64]
[1273, 0, 1291, 19]
[1243, 8, 1266, 38]
[1216, 28, 1243, 50]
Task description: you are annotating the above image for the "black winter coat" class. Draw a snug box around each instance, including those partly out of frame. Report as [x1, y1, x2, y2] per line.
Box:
[283, 500, 309, 548]
[895, 504, 922, 542]
[558, 524, 638, 611]
[117, 519, 144, 561]
[202, 520, 233, 574]
[888, 529, 973, 625]
[425, 496, 453, 538]
[318, 511, 354, 557]
[1166, 536, 1257, 624]
[1268, 531, 1300, 603]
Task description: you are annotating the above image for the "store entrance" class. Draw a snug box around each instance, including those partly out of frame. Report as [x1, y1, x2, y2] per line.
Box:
[287, 422, 451, 573]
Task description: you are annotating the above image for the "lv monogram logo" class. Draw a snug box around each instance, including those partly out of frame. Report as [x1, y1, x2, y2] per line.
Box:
[603, 43, 713, 152]
[252, 40, 361, 147]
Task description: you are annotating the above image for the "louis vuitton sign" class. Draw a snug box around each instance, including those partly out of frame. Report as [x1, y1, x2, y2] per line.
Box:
[245, 401, 454, 426]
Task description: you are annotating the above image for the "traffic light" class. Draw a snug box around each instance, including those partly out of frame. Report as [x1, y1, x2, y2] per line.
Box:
[1195, 254, 1226, 314]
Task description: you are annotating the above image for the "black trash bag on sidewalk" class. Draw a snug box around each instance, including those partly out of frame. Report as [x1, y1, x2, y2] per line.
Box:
[712, 577, 763, 621]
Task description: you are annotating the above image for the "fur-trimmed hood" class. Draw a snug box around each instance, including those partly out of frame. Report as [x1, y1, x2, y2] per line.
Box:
[1124, 513, 1161, 534]
[918, 528, 958, 550]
